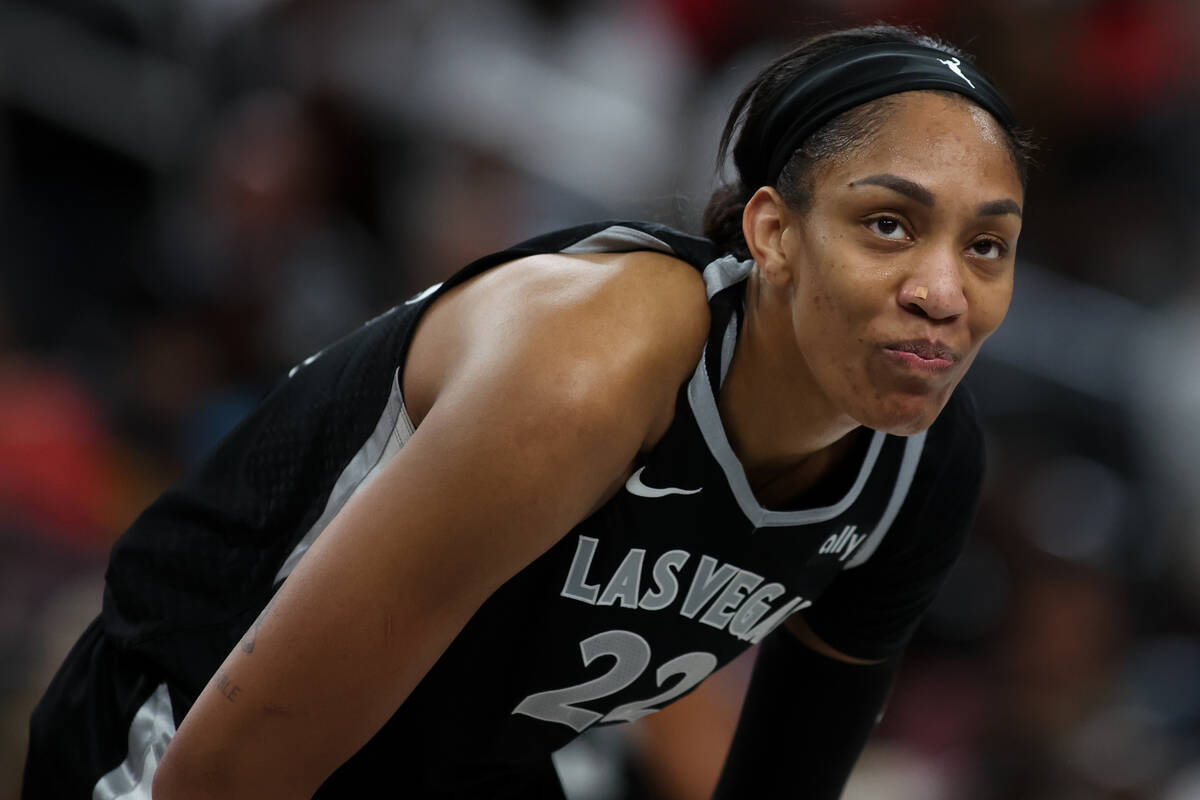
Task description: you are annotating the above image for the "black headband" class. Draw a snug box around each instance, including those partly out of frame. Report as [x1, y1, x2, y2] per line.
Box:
[747, 42, 1017, 189]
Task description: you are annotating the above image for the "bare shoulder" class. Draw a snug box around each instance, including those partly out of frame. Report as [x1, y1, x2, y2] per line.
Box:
[155, 250, 710, 797]
[405, 249, 710, 436]
[153, 250, 712, 796]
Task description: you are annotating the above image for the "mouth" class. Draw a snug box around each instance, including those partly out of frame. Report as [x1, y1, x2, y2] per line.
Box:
[881, 339, 961, 373]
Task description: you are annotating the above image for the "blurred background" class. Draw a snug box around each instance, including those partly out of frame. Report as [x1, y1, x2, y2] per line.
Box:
[1, 0, 1199, 797]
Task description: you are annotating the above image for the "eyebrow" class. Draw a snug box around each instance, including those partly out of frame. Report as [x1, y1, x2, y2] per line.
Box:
[851, 174, 934, 207]
[851, 173, 1022, 218]
[976, 198, 1023, 218]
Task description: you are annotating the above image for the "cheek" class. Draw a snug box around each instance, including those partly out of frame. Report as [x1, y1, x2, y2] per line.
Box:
[789, 230, 889, 365]
[797, 259, 883, 339]
[792, 267, 878, 387]
[970, 278, 1014, 340]
[793, 270, 854, 348]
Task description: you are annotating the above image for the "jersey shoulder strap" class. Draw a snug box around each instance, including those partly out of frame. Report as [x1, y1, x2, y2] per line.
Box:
[410, 221, 721, 307]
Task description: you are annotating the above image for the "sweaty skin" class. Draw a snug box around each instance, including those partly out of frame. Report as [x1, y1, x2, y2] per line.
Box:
[153, 251, 710, 798]
[152, 90, 1023, 798]
[721, 90, 1022, 509]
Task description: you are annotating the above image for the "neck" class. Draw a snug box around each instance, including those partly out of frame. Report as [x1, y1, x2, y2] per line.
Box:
[718, 270, 861, 499]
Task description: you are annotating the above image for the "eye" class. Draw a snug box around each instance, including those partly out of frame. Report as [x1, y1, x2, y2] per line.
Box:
[865, 216, 909, 241]
[969, 237, 1007, 260]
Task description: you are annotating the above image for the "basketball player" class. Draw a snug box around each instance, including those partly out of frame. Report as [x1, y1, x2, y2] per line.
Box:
[24, 23, 1030, 799]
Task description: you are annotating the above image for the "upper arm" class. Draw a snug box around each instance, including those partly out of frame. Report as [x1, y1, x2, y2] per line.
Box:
[154, 251, 709, 798]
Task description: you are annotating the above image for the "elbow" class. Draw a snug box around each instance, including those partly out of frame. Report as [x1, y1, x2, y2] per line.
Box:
[150, 759, 184, 799]
[152, 734, 321, 800]
[152, 743, 235, 800]
[151, 756, 201, 800]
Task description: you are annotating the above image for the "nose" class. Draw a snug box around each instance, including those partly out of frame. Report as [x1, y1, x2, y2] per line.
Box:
[899, 248, 967, 321]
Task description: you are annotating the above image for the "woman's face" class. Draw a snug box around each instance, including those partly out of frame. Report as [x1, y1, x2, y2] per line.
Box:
[777, 91, 1023, 435]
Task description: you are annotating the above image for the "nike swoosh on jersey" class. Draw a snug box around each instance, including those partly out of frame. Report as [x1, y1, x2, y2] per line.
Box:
[625, 467, 702, 498]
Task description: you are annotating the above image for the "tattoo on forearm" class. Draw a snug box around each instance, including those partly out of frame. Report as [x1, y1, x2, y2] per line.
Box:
[239, 592, 279, 654]
[214, 669, 242, 702]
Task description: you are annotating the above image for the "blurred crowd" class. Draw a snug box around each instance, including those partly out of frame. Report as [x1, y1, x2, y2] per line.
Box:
[1, 0, 1199, 797]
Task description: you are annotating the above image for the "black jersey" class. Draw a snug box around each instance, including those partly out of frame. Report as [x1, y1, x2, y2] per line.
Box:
[80, 222, 982, 798]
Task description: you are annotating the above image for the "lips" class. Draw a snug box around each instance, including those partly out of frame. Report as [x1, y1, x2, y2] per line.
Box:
[884, 338, 961, 362]
[880, 338, 961, 374]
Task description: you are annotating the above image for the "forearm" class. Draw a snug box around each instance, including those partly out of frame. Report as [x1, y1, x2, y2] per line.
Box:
[712, 629, 898, 799]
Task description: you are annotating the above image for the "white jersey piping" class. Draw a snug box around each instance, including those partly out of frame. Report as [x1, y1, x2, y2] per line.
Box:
[844, 431, 926, 568]
[560, 225, 675, 255]
[92, 683, 176, 799]
[688, 254, 924, 541]
[274, 368, 415, 584]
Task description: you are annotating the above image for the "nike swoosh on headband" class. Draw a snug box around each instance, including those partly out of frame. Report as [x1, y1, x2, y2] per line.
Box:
[625, 467, 702, 498]
[404, 282, 443, 305]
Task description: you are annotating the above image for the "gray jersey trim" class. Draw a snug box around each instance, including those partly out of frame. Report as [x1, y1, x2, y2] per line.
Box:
[279, 224, 668, 583]
[687, 350, 887, 528]
[560, 225, 675, 255]
[274, 368, 415, 584]
[688, 253, 897, 529]
[687, 311, 888, 529]
[701, 254, 754, 300]
[843, 430, 926, 568]
[92, 683, 176, 799]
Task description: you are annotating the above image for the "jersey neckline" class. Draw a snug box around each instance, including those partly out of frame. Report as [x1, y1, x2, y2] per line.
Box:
[687, 255, 888, 529]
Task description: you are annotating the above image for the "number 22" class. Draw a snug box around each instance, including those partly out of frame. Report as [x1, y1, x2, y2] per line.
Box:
[512, 630, 718, 732]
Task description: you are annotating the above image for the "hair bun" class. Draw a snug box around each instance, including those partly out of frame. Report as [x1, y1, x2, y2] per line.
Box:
[702, 182, 752, 260]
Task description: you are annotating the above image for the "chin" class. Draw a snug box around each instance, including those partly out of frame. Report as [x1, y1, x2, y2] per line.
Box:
[875, 415, 938, 436]
[853, 391, 949, 436]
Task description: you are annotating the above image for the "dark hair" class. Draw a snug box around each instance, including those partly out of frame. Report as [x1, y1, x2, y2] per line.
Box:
[702, 24, 1034, 259]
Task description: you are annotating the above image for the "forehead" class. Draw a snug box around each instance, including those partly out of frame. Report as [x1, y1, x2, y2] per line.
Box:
[816, 91, 1023, 201]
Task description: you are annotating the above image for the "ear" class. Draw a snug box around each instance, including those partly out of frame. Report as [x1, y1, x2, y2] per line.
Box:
[742, 186, 795, 287]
